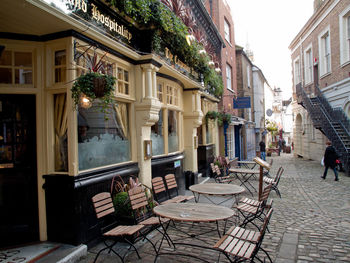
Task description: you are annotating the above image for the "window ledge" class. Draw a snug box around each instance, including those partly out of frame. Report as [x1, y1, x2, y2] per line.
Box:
[320, 72, 331, 79]
[340, 60, 350, 68]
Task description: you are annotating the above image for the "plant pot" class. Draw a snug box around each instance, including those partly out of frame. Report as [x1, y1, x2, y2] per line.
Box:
[93, 76, 107, 98]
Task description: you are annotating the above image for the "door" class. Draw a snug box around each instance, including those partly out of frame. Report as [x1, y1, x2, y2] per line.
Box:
[0, 94, 38, 247]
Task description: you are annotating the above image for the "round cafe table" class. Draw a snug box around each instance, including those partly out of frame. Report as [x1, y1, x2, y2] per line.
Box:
[189, 183, 245, 206]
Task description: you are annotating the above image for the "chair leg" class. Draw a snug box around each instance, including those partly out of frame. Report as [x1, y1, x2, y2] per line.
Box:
[124, 238, 141, 260]
[93, 241, 123, 263]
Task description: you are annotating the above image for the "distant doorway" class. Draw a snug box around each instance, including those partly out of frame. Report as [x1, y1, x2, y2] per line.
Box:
[0, 94, 38, 247]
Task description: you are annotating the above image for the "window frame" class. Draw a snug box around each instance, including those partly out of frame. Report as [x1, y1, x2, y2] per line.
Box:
[226, 63, 232, 91]
[293, 56, 301, 85]
[339, 6, 350, 66]
[303, 45, 313, 85]
[318, 26, 331, 77]
[224, 18, 231, 43]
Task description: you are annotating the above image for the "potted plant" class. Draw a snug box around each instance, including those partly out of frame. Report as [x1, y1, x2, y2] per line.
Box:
[71, 52, 116, 115]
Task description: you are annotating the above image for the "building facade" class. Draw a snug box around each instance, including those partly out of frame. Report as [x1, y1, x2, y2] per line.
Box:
[0, 0, 224, 247]
[289, 0, 350, 173]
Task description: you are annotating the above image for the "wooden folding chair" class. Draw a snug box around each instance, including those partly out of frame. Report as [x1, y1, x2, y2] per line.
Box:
[91, 192, 146, 263]
[236, 184, 272, 230]
[264, 166, 284, 198]
[151, 177, 185, 204]
[128, 186, 174, 253]
[264, 159, 274, 178]
[214, 208, 273, 263]
[164, 174, 194, 202]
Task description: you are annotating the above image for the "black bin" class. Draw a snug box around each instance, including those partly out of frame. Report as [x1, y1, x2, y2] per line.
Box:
[185, 171, 198, 189]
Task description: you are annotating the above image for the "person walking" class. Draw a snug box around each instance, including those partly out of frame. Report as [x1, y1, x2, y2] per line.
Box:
[259, 139, 266, 161]
[278, 138, 282, 156]
[321, 141, 339, 181]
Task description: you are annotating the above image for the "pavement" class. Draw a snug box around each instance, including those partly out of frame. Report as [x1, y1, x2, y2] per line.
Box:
[76, 153, 350, 263]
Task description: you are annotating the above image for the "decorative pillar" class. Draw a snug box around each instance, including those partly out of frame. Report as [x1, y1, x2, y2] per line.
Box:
[134, 63, 161, 188]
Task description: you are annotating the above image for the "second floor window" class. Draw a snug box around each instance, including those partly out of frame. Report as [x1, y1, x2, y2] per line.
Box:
[294, 58, 301, 84]
[226, 64, 232, 91]
[320, 30, 331, 75]
[304, 48, 313, 84]
[224, 19, 231, 43]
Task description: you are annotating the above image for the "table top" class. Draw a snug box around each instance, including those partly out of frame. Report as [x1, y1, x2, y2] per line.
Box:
[189, 183, 245, 196]
[153, 203, 235, 223]
[229, 167, 261, 174]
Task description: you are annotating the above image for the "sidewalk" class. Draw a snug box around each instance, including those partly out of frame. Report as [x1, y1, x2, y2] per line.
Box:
[78, 153, 350, 263]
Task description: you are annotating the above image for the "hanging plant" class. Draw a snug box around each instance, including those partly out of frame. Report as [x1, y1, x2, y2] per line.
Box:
[71, 51, 116, 116]
[217, 112, 232, 126]
[205, 110, 219, 124]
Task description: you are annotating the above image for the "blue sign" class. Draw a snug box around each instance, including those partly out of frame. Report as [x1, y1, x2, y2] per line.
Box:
[174, 160, 181, 168]
[233, 97, 251, 109]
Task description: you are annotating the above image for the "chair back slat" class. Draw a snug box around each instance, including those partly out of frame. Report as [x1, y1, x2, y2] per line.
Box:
[152, 177, 166, 194]
[128, 187, 149, 210]
[92, 192, 115, 219]
[165, 174, 177, 190]
[260, 184, 272, 202]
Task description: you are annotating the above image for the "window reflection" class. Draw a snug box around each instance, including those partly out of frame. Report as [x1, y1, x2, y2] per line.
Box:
[78, 101, 131, 170]
[151, 110, 164, 156]
[168, 110, 178, 152]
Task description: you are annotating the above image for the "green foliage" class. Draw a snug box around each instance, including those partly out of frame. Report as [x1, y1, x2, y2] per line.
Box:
[107, 0, 223, 98]
[217, 112, 232, 126]
[266, 120, 278, 136]
[205, 111, 219, 124]
[71, 72, 116, 115]
[113, 192, 132, 217]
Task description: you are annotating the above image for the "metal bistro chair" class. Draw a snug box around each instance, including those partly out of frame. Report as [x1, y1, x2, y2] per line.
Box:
[152, 177, 188, 204]
[263, 166, 284, 198]
[164, 174, 194, 202]
[128, 186, 174, 254]
[92, 192, 147, 263]
[213, 208, 273, 263]
[236, 184, 273, 231]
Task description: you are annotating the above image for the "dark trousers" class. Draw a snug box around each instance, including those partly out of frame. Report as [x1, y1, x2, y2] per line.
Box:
[323, 166, 338, 179]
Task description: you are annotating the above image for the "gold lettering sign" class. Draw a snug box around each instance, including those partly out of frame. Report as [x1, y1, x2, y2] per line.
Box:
[49, 0, 132, 42]
[165, 47, 191, 73]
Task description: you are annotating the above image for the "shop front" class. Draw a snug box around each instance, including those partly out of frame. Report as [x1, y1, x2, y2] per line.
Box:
[0, 0, 210, 246]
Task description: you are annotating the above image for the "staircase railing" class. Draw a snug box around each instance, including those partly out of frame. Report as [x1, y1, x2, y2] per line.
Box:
[296, 83, 350, 174]
[315, 85, 350, 137]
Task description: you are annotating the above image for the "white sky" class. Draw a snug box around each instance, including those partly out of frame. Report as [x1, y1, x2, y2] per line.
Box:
[229, 0, 314, 99]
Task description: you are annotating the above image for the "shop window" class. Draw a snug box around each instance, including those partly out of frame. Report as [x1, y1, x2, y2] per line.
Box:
[117, 67, 129, 95]
[168, 110, 178, 152]
[151, 109, 165, 156]
[54, 50, 66, 83]
[197, 126, 203, 145]
[0, 50, 33, 84]
[54, 93, 68, 172]
[77, 100, 131, 170]
[206, 121, 213, 144]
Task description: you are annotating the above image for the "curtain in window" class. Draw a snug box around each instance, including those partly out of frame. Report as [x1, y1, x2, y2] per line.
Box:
[54, 93, 68, 171]
[113, 102, 128, 140]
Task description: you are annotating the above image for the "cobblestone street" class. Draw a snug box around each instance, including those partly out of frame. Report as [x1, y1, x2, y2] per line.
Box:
[80, 153, 350, 263]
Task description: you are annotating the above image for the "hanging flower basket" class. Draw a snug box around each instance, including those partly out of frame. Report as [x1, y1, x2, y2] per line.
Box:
[71, 72, 116, 114]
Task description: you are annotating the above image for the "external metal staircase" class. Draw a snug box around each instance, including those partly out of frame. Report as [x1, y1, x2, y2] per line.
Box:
[296, 83, 350, 175]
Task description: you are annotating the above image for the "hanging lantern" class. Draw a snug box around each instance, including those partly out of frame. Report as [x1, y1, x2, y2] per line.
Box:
[214, 62, 221, 73]
[79, 94, 92, 109]
[186, 28, 196, 46]
[208, 61, 215, 68]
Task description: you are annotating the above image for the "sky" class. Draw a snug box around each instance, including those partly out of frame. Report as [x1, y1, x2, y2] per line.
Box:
[229, 0, 314, 99]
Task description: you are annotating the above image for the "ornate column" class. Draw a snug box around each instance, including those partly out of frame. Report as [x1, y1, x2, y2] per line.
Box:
[183, 89, 203, 172]
[134, 63, 161, 188]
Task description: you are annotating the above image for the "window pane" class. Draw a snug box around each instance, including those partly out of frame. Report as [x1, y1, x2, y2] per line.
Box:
[78, 101, 131, 170]
[0, 68, 12, 83]
[151, 110, 164, 155]
[124, 70, 129, 82]
[54, 94, 68, 172]
[55, 68, 66, 83]
[55, 50, 66, 66]
[0, 51, 12, 66]
[157, 84, 163, 102]
[15, 52, 32, 67]
[168, 110, 178, 152]
[15, 69, 32, 84]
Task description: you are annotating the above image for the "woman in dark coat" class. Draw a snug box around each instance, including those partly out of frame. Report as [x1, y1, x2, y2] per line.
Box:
[321, 141, 339, 181]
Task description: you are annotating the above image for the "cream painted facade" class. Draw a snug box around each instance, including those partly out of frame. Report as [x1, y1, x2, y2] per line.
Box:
[0, 0, 222, 246]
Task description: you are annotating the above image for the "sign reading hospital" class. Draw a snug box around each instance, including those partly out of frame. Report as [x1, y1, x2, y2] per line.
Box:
[44, 0, 132, 42]
[233, 97, 251, 109]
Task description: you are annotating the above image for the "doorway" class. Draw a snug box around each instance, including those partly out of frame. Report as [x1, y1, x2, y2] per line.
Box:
[0, 94, 38, 247]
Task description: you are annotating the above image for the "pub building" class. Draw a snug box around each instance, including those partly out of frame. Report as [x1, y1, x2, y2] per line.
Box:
[0, 0, 224, 247]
